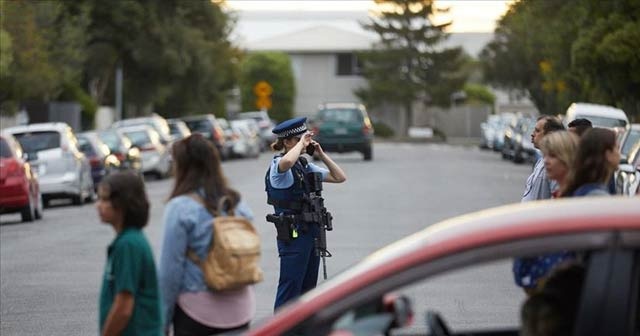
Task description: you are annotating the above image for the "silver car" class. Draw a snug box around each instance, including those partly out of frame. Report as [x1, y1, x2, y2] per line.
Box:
[3, 122, 94, 206]
[117, 125, 171, 179]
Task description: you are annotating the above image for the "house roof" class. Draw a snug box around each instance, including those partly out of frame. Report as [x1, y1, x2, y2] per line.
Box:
[246, 25, 376, 53]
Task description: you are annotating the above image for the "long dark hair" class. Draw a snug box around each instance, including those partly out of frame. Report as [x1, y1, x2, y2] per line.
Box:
[100, 171, 149, 229]
[563, 128, 617, 196]
[169, 133, 239, 212]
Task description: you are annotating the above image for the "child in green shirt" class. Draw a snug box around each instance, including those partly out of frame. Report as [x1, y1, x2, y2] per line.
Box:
[97, 171, 162, 336]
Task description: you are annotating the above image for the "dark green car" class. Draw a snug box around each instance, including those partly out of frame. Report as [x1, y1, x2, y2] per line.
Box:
[312, 103, 374, 161]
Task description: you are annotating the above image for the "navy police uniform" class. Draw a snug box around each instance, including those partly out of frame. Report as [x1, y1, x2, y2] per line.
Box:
[265, 118, 329, 310]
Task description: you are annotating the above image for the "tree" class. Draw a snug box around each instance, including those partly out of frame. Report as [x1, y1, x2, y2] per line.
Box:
[0, 1, 92, 116]
[480, 0, 640, 119]
[239, 52, 295, 122]
[0, 29, 12, 77]
[356, 0, 468, 135]
[84, 0, 239, 118]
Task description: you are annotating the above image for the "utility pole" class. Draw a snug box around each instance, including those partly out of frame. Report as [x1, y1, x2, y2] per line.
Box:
[115, 64, 123, 121]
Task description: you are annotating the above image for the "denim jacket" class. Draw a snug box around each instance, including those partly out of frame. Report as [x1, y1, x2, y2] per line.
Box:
[157, 194, 253, 327]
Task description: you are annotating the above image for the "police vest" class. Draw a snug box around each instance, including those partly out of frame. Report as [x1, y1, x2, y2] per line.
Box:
[265, 156, 310, 215]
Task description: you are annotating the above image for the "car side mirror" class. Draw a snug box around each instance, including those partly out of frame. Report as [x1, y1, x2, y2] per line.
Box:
[619, 156, 628, 164]
[618, 163, 635, 174]
[382, 293, 414, 330]
[23, 152, 38, 161]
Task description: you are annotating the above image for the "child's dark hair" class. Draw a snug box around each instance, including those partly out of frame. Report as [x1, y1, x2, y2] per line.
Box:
[99, 171, 150, 229]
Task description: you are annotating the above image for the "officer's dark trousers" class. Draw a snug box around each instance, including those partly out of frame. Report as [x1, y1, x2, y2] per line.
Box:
[274, 226, 320, 311]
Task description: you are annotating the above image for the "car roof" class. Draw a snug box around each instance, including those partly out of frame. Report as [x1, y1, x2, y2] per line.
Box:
[567, 102, 628, 120]
[318, 102, 365, 110]
[250, 197, 640, 335]
[3, 122, 71, 134]
[116, 125, 155, 133]
[181, 114, 216, 121]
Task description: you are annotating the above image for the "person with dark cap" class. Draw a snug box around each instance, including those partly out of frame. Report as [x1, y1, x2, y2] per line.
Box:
[567, 118, 592, 137]
[264, 117, 346, 310]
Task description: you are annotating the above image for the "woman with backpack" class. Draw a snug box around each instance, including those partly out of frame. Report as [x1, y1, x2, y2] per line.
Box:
[158, 134, 255, 336]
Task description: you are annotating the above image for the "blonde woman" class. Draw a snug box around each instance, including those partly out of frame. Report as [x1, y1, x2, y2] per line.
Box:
[514, 131, 579, 294]
[540, 131, 580, 198]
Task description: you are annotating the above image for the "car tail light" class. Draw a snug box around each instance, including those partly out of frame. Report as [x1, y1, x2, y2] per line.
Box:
[362, 118, 373, 135]
[140, 145, 156, 152]
[89, 157, 101, 168]
[5, 160, 23, 177]
[113, 152, 126, 161]
[362, 124, 372, 135]
[213, 127, 224, 143]
[313, 126, 320, 135]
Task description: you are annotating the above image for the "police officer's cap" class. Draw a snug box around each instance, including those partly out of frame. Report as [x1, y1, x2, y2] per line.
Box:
[272, 117, 307, 138]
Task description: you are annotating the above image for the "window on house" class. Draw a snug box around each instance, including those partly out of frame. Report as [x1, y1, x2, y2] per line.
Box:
[336, 53, 362, 76]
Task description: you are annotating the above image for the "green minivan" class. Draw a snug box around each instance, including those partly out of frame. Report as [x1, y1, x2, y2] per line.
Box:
[312, 103, 374, 161]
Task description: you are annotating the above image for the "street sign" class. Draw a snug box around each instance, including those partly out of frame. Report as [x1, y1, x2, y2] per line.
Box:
[254, 81, 273, 110]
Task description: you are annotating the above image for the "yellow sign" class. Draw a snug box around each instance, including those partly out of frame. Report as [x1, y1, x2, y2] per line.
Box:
[254, 81, 273, 109]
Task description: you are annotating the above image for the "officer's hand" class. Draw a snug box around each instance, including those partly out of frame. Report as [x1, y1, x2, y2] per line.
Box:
[311, 140, 324, 155]
[301, 132, 313, 147]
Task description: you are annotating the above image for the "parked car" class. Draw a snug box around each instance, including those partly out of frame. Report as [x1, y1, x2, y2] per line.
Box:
[479, 115, 500, 149]
[117, 125, 171, 179]
[312, 102, 374, 161]
[181, 114, 228, 159]
[236, 110, 276, 150]
[167, 118, 192, 141]
[97, 129, 142, 174]
[216, 118, 240, 158]
[77, 131, 121, 189]
[563, 102, 628, 129]
[4, 123, 94, 206]
[502, 116, 534, 161]
[245, 197, 640, 336]
[230, 119, 261, 158]
[0, 133, 43, 222]
[511, 118, 538, 164]
[619, 124, 640, 163]
[616, 140, 640, 196]
[492, 112, 517, 152]
[111, 113, 174, 145]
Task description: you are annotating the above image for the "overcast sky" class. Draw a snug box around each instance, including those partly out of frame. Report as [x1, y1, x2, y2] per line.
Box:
[225, 0, 513, 43]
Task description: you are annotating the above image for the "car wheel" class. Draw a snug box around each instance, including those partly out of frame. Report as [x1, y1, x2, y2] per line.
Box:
[85, 187, 96, 203]
[34, 192, 43, 220]
[72, 188, 84, 206]
[513, 148, 523, 164]
[363, 146, 373, 161]
[20, 199, 35, 222]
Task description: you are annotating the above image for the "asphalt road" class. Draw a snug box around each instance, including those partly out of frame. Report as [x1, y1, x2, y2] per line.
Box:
[1, 142, 532, 335]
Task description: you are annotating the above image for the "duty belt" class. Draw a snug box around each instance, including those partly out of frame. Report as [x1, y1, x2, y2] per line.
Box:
[267, 198, 304, 211]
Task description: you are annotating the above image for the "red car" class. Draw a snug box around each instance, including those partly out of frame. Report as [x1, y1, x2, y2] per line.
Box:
[0, 133, 42, 222]
[246, 197, 640, 336]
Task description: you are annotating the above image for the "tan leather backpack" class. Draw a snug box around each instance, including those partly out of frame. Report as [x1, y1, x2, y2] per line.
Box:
[187, 194, 263, 291]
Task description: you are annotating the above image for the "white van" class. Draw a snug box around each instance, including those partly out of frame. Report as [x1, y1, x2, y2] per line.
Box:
[564, 102, 628, 129]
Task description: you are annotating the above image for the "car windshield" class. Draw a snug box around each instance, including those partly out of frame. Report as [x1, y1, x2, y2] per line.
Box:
[184, 120, 211, 133]
[582, 116, 627, 128]
[123, 130, 151, 146]
[318, 109, 362, 123]
[0, 139, 12, 158]
[622, 129, 640, 156]
[77, 137, 96, 156]
[13, 131, 60, 153]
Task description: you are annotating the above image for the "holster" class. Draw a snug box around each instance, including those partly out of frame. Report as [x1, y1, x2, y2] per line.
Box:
[274, 221, 293, 242]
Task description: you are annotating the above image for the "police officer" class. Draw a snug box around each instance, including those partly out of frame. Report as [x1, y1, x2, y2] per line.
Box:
[265, 117, 347, 310]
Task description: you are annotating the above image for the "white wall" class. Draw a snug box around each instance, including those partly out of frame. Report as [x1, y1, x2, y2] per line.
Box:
[291, 53, 367, 117]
